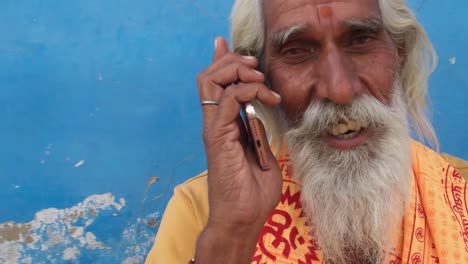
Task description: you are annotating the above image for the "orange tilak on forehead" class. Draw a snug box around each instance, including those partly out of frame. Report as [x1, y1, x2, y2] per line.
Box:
[319, 6, 333, 18]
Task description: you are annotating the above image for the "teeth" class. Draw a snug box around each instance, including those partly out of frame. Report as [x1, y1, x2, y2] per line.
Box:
[337, 124, 348, 134]
[337, 130, 360, 139]
[328, 120, 363, 137]
[348, 120, 357, 131]
[331, 126, 340, 136]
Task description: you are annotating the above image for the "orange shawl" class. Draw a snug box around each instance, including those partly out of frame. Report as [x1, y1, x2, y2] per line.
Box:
[252, 140, 468, 263]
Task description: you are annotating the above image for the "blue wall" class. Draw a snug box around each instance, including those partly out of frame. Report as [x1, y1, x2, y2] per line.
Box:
[0, 0, 466, 263]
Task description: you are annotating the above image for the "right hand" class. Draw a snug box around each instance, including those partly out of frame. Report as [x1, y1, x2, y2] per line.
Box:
[196, 37, 283, 236]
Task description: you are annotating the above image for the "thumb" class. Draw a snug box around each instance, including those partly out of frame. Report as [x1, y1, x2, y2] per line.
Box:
[213, 36, 230, 62]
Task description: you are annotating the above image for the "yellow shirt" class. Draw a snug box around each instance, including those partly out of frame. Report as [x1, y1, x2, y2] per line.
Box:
[146, 141, 468, 263]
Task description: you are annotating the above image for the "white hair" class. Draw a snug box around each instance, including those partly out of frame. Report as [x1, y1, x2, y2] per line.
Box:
[230, 0, 439, 151]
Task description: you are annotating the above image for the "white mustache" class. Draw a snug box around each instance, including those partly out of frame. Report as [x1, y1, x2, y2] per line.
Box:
[289, 94, 402, 139]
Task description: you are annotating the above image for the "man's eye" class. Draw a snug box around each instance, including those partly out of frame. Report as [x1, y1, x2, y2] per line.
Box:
[351, 35, 372, 46]
[282, 47, 314, 56]
[279, 46, 317, 64]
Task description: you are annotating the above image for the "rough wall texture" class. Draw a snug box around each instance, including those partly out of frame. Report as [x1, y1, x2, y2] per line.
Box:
[0, 0, 466, 263]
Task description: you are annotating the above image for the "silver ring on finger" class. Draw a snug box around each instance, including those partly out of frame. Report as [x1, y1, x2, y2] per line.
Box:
[200, 100, 220, 106]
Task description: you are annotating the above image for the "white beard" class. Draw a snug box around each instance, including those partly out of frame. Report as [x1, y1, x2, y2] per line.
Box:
[284, 86, 411, 264]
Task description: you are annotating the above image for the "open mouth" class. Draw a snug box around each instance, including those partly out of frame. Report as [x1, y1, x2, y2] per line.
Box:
[327, 120, 367, 139]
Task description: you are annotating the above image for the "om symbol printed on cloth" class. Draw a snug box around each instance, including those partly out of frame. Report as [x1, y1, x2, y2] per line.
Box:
[251, 156, 323, 264]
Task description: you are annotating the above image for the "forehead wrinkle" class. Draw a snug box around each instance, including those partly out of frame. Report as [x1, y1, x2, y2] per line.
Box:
[265, 0, 384, 50]
[268, 16, 382, 49]
[264, 1, 320, 30]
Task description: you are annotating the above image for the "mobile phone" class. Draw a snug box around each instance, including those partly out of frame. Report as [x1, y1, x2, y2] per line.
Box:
[241, 102, 271, 171]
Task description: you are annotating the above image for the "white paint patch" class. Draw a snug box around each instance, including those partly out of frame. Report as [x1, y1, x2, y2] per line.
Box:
[22, 256, 32, 264]
[449, 57, 457, 64]
[0, 193, 124, 263]
[145, 212, 159, 219]
[42, 144, 52, 158]
[119, 198, 126, 207]
[0, 241, 21, 263]
[36, 208, 60, 224]
[74, 160, 85, 168]
[122, 256, 143, 264]
[70, 227, 84, 239]
[46, 233, 64, 246]
[62, 246, 80, 260]
[84, 232, 107, 250]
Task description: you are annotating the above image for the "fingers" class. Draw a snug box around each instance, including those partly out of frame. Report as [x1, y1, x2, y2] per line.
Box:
[214, 83, 281, 128]
[198, 37, 261, 102]
[198, 36, 230, 135]
[200, 62, 265, 89]
[197, 36, 264, 135]
[213, 37, 230, 62]
[207, 54, 259, 79]
[198, 36, 280, 152]
[212, 37, 258, 69]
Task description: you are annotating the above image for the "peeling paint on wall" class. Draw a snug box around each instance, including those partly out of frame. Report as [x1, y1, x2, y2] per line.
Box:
[449, 57, 457, 65]
[74, 160, 85, 168]
[0, 193, 159, 264]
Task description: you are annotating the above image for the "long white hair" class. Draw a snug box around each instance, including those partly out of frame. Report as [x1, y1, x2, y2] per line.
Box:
[230, 0, 438, 151]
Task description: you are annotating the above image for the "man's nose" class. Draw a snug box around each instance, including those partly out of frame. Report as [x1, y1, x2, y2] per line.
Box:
[315, 48, 361, 105]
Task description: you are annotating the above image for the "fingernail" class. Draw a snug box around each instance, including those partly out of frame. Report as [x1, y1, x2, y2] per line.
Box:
[271, 91, 281, 99]
[214, 38, 218, 49]
[253, 69, 263, 76]
[242, 55, 256, 60]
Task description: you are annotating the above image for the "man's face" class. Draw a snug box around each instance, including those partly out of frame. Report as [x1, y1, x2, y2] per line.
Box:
[263, 0, 400, 149]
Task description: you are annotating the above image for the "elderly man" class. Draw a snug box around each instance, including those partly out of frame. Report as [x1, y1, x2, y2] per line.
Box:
[146, 0, 468, 263]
